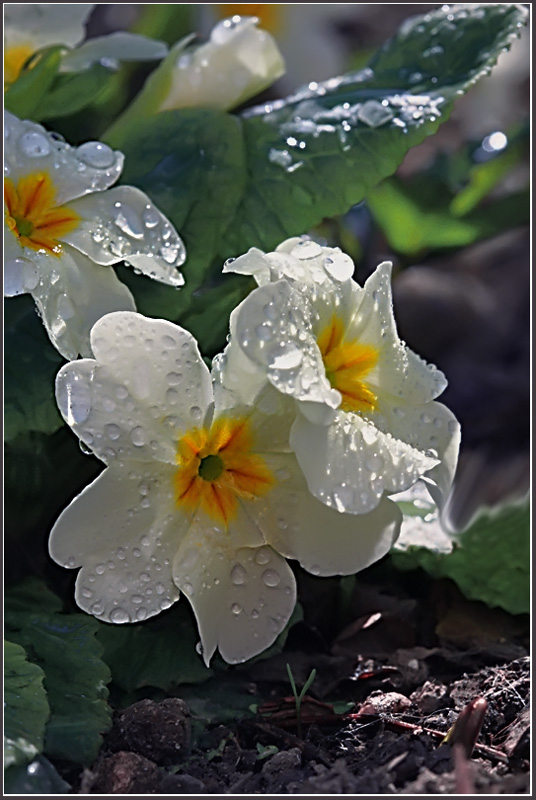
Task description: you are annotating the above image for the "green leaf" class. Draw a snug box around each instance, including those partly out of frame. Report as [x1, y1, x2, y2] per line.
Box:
[4, 756, 70, 794]
[226, 3, 528, 254]
[4, 641, 50, 769]
[96, 601, 214, 693]
[4, 296, 64, 443]
[5, 580, 112, 766]
[392, 499, 530, 615]
[4, 46, 64, 118]
[109, 3, 527, 325]
[32, 63, 116, 121]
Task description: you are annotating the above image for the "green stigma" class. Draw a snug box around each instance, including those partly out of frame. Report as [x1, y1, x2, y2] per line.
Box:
[198, 454, 224, 482]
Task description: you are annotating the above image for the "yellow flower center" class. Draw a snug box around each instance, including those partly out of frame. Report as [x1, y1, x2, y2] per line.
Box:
[4, 43, 35, 89]
[4, 172, 80, 256]
[317, 315, 379, 414]
[174, 414, 274, 526]
[216, 4, 281, 33]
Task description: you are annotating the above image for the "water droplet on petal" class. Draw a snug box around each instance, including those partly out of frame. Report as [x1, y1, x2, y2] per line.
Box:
[77, 141, 116, 169]
[231, 602, 242, 615]
[110, 607, 131, 623]
[182, 582, 194, 596]
[269, 345, 303, 370]
[231, 564, 247, 585]
[114, 201, 145, 239]
[130, 426, 146, 446]
[19, 131, 51, 157]
[105, 423, 121, 440]
[255, 548, 271, 565]
[262, 569, 280, 587]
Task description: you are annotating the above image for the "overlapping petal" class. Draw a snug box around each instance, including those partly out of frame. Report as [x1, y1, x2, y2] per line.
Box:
[55, 311, 213, 461]
[4, 3, 93, 50]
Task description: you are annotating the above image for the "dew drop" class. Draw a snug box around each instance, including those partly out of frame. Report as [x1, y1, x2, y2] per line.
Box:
[110, 607, 131, 623]
[77, 141, 116, 169]
[114, 202, 144, 239]
[136, 608, 148, 621]
[19, 131, 51, 157]
[256, 323, 273, 341]
[130, 426, 146, 446]
[231, 564, 247, 585]
[269, 345, 303, 370]
[95, 563, 105, 575]
[182, 582, 194, 596]
[131, 594, 143, 604]
[254, 548, 271, 565]
[105, 423, 121, 440]
[262, 569, 280, 587]
[231, 602, 242, 615]
[90, 601, 104, 615]
[143, 204, 160, 229]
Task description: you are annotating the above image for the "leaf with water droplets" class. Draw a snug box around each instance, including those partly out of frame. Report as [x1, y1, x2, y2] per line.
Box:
[5, 578, 112, 766]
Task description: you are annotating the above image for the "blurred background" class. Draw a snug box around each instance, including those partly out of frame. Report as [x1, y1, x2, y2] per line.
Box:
[50, 4, 536, 531]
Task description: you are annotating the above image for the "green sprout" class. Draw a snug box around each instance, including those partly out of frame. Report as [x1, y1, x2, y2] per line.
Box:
[286, 663, 317, 739]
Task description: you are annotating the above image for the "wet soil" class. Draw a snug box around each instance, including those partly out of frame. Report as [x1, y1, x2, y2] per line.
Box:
[64, 566, 529, 795]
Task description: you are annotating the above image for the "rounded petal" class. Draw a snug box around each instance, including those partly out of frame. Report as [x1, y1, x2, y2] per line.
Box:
[241, 452, 402, 576]
[173, 523, 296, 665]
[4, 111, 123, 204]
[49, 462, 185, 624]
[290, 410, 439, 515]
[233, 280, 340, 411]
[55, 311, 213, 463]
[66, 185, 185, 286]
[4, 4, 93, 49]
[30, 245, 136, 359]
[347, 263, 447, 405]
[60, 32, 168, 72]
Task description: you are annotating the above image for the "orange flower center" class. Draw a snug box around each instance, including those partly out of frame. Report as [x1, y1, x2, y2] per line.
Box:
[174, 414, 274, 527]
[216, 4, 281, 33]
[4, 43, 35, 89]
[317, 315, 379, 414]
[4, 172, 80, 256]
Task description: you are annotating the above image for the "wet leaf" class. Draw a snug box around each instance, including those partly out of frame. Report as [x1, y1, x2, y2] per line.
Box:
[392, 499, 530, 615]
[5, 579, 112, 766]
[4, 640, 50, 769]
[33, 63, 116, 121]
[4, 46, 63, 118]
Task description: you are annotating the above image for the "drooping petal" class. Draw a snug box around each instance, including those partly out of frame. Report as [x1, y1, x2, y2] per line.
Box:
[55, 311, 214, 462]
[173, 521, 296, 665]
[241, 452, 402, 575]
[4, 112, 124, 204]
[290, 410, 439, 515]
[49, 462, 185, 624]
[65, 185, 185, 286]
[60, 32, 168, 72]
[232, 279, 341, 417]
[30, 245, 136, 359]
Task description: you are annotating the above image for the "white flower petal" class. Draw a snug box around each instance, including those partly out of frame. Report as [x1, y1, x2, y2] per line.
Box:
[60, 32, 168, 72]
[223, 247, 272, 284]
[30, 246, 135, 359]
[4, 3, 93, 49]
[173, 523, 296, 665]
[242, 453, 402, 576]
[4, 112, 124, 204]
[66, 185, 185, 285]
[158, 16, 285, 113]
[49, 463, 184, 623]
[233, 280, 340, 411]
[55, 311, 213, 462]
[3, 223, 40, 296]
[290, 410, 439, 515]
[348, 262, 448, 404]
[387, 401, 461, 517]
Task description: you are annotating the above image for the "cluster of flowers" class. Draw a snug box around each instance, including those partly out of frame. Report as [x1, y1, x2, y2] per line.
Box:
[4, 12, 460, 667]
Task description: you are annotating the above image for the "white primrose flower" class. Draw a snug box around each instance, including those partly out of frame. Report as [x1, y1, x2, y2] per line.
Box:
[223, 237, 461, 520]
[49, 311, 402, 665]
[4, 3, 168, 88]
[4, 111, 185, 359]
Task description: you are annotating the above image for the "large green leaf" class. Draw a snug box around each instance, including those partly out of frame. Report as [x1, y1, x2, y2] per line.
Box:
[4, 641, 50, 770]
[107, 3, 527, 346]
[32, 62, 116, 121]
[5, 580, 112, 766]
[392, 498, 530, 615]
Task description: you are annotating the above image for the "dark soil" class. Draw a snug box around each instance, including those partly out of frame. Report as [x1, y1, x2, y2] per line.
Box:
[66, 566, 530, 795]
